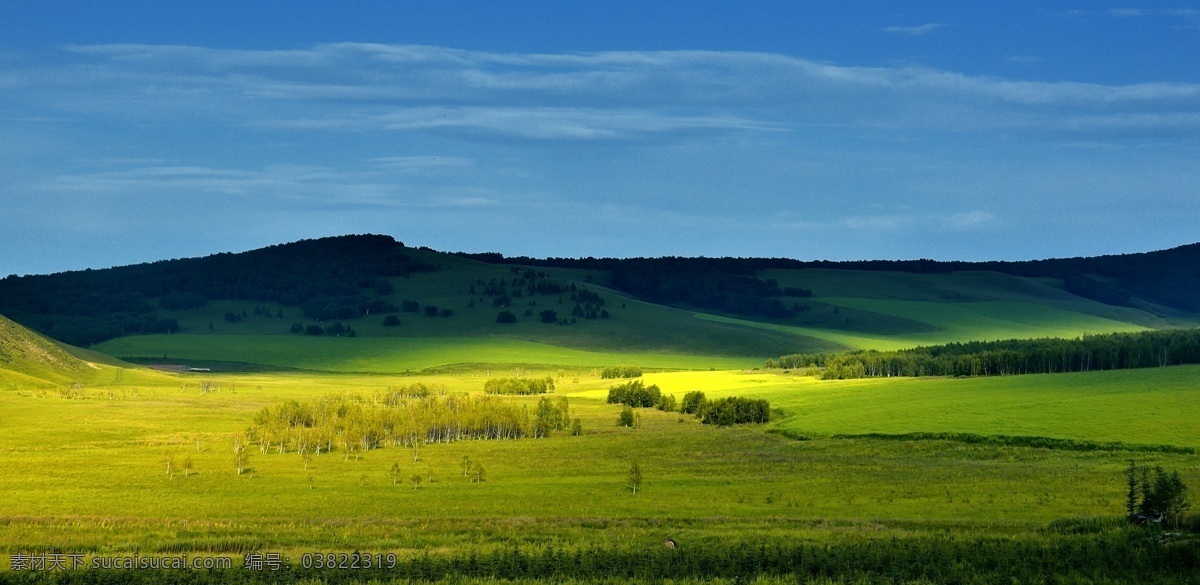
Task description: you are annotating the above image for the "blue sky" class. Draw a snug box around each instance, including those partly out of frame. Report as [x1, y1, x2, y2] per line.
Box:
[2, 1, 1199, 275]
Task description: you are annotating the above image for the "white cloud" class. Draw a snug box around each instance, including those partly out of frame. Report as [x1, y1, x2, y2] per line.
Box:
[881, 23, 947, 36]
[943, 211, 994, 229]
[369, 156, 475, 172]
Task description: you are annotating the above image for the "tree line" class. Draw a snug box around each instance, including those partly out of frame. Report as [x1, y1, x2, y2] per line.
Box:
[607, 259, 801, 320]
[767, 328, 1200, 379]
[244, 387, 547, 461]
[600, 366, 643, 379]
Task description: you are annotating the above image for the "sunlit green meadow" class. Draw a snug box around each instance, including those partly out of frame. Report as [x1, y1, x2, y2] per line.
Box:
[2, 360, 1198, 561]
[92, 334, 762, 373]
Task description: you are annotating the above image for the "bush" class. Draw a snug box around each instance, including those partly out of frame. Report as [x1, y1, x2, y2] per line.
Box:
[382, 315, 401, 327]
[496, 311, 517, 324]
[698, 397, 770, 426]
[304, 325, 324, 336]
[680, 391, 707, 414]
[657, 394, 677, 412]
[539, 310, 558, 323]
[617, 405, 634, 427]
[607, 380, 661, 408]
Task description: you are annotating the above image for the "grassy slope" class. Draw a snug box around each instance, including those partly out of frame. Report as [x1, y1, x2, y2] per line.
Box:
[97, 250, 837, 369]
[93, 334, 763, 373]
[689, 269, 1182, 353]
[2, 365, 1196, 556]
[0, 314, 92, 385]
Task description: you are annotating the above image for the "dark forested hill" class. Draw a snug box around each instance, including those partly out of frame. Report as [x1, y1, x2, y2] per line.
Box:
[0, 235, 435, 346]
[457, 242, 1200, 314]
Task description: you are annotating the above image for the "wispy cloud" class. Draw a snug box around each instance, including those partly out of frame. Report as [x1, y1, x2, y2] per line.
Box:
[37, 161, 501, 210]
[839, 214, 913, 230]
[0, 43, 1188, 144]
[369, 156, 475, 172]
[1107, 8, 1145, 18]
[881, 23, 947, 36]
[943, 211, 994, 229]
[1105, 7, 1200, 28]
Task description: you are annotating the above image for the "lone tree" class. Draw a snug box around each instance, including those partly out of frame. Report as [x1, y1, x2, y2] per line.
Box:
[617, 405, 635, 427]
[235, 448, 249, 476]
[233, 433, 250, 476]
[1125, 460, 1140, 518]
[628, 461, 643, 496]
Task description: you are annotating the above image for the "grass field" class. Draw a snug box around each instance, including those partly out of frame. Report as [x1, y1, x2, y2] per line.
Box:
[93, 334, 763, 373]
[1, 359, 1197, 557]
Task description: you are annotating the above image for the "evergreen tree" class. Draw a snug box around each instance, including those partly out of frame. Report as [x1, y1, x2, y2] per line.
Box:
[1125, 460, 1140, 518]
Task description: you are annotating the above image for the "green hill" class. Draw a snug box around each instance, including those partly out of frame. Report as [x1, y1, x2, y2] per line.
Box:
[0, 313, 92, 385]
[2, 235, 1197, 372]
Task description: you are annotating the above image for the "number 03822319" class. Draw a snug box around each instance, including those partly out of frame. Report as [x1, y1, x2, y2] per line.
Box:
[300, 552, 398, 570]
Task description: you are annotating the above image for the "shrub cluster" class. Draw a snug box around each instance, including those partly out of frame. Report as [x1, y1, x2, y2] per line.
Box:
[606, 380, 661, 407]
[484, 377, 555, 395]
[600, 366, 643, 379]
[698, 397, 771, 425]
[1125, 461, 1192, 527]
